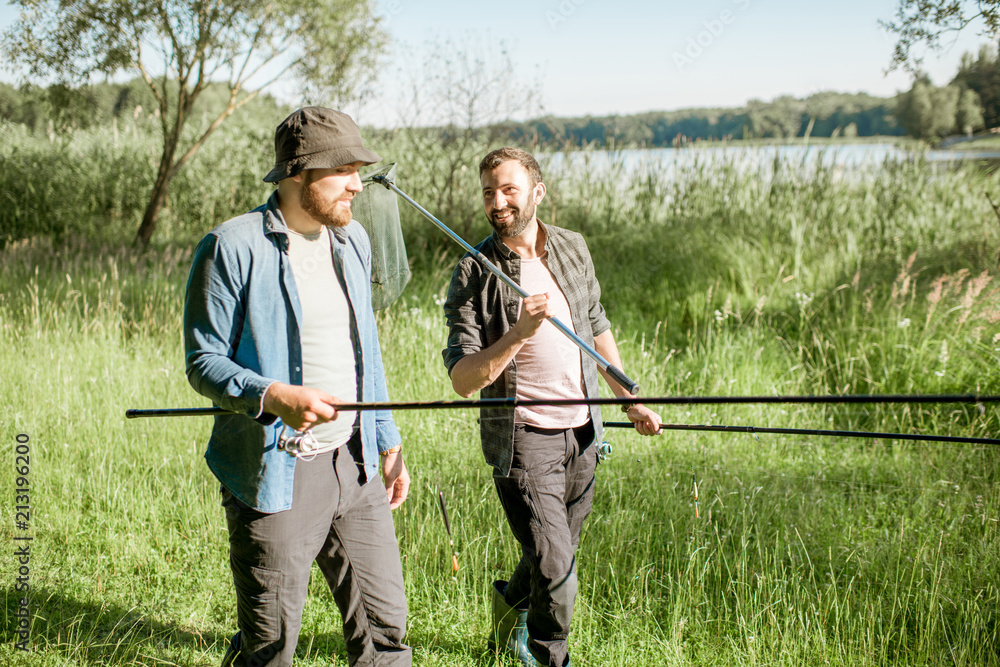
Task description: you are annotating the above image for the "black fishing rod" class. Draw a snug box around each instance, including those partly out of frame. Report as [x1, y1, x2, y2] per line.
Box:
[126, 393, 1000, 445]
[369, 172, 641, 395]
[602, 422, 1000, 446]
[125, 393, 1000, 420]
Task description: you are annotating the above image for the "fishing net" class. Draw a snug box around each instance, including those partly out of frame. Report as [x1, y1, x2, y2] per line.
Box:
[354, 163, 410, 310]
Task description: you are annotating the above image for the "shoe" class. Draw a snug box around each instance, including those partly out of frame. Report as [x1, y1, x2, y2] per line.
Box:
[488, 580, 536, 665]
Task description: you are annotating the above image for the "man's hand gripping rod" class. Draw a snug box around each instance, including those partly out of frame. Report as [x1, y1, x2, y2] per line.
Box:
[370, 173, 639, 394]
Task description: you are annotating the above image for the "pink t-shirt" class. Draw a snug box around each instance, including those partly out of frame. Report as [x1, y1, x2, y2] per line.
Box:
[513, 254, 589, 428]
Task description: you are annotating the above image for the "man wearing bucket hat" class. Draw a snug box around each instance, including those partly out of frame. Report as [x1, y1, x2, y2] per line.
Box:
[184, 107, 411, 666]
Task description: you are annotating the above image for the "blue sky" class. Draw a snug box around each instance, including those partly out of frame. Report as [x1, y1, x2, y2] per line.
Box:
[0, 0, 991, 125]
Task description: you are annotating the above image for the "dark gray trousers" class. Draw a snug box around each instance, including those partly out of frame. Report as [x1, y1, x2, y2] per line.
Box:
[493, 421, 597, 667]
[221, 438, 410, 667]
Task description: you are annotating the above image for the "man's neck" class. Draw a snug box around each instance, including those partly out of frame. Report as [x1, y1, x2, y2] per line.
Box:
[276, 190, 322, 235]
[500, 219, 546, 259]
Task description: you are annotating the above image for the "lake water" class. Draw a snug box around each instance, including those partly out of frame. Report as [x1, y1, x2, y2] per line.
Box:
[539, 143, 1000, 180]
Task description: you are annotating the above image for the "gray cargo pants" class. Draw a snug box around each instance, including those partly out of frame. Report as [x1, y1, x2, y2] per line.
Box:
[221, 437, 410, 667]
[493, 421, 597, 667]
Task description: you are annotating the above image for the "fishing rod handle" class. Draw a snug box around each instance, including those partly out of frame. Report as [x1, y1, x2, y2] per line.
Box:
[126, 407, 232, 418]
[604, 364, 640, 395]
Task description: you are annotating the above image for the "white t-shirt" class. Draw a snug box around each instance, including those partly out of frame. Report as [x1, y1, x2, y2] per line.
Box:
[513, 253, 589, 429]
[286, 226, 357, 452]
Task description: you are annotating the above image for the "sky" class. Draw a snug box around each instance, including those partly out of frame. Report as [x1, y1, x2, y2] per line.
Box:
[0, 0, 993, 127]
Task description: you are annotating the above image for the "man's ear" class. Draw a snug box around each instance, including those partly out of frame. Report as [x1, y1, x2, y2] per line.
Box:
[534, 181, 546, 205]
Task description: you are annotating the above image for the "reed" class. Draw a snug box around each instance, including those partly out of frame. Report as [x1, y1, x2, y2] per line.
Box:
[0, 123, 998, 665]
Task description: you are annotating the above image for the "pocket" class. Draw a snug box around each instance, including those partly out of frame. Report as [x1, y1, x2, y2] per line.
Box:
[230, 554, 284, 642]
[494, 468, 545, 543]
[221, 486, 264, 522]
[565, 472, 596, 543]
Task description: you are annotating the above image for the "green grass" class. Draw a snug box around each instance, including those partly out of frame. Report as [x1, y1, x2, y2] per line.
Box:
[1, 126, 999, 665]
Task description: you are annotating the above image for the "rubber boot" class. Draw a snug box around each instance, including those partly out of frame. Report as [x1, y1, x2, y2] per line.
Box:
[488, 580, 536, 665]
[220, 632, 241, 667]
[528, 646, 573, 667]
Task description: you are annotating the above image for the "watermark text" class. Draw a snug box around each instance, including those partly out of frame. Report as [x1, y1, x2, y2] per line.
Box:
[673, 0, 751, 73]
[546, 0, 589, 30]
[13, 433, 31, 651]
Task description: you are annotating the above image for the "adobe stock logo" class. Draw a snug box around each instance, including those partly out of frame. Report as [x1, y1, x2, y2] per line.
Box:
[384, 0, 404, 22]
[546, 0, 588, 30]
[673, 0, 751, 73]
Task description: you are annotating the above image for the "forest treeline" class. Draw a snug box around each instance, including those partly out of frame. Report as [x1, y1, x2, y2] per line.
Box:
[5, 42, 1000, 147]
[0, 78, 291, 135]
[504, 92, 904, 146]
[0, 79, 904, 145]
[513, 45, 1000, 146]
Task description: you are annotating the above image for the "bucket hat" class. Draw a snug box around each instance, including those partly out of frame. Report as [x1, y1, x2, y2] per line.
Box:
[263, 107, 381, 183]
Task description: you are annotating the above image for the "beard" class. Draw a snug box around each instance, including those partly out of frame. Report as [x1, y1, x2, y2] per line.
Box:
[488, 198, 536, 238]
[300, 176, 352, 228]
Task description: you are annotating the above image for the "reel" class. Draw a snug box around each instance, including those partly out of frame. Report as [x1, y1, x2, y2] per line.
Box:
[277, 425, 321, 459]
[596, 440, 613, 462]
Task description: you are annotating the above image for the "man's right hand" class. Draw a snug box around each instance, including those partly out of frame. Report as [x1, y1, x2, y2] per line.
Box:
[450, 292, 553, 397]
[513, 292, 552, 340]
[262, 382, 339, 431]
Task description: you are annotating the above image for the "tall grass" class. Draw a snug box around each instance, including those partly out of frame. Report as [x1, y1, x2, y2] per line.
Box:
[0, 115, 275, 247]
[0, 123, 999, 665]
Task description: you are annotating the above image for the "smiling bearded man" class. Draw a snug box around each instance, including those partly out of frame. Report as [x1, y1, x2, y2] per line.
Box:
[441, 147, 662, 667]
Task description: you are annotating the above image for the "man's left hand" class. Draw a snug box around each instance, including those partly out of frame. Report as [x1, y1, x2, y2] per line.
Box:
[381, 450, 410, 510]
[626, 405, 662, 436]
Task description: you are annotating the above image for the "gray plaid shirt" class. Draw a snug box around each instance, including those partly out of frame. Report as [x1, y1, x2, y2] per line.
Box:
[442, 222, 610, 475]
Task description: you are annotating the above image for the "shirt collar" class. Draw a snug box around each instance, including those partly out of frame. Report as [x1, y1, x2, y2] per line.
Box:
[262, 190, 350, 247]
[330, 224, 350, 245]
[262, 191, 287, 236]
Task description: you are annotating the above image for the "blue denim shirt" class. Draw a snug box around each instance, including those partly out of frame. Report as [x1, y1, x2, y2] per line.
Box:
[184, 192, 401, 513]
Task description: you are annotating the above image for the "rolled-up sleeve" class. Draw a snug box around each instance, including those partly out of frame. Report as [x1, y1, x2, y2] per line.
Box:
[582, 238, 611, 339]
[369, 303, 402, 452]
[442, 257, 485, 374]
[184, 233, 274, 419]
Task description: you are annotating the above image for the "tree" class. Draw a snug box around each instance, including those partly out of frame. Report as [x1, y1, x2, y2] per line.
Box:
[956, 87, 986, 134]
[1, 0, 387, 248]
[895, 75, 974, 140]
[374, 38, 541, 242]
[952, 45, 1000, 128]
[746, 96, 803, 138]
[896, 76, 935, 138]
[881, 1, 1000, 72]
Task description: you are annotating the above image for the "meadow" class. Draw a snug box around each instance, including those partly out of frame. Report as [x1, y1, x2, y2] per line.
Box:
[1, 116, 999, 666]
